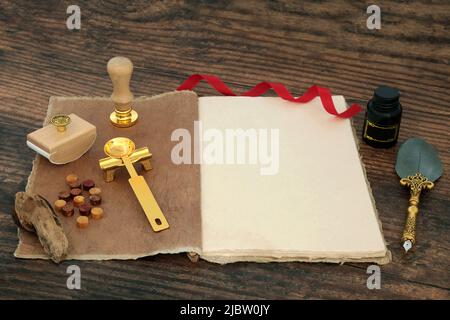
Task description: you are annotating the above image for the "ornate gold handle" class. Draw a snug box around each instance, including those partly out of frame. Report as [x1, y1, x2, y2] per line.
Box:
[400, 173, 433, 249]
[402, 205, 418, 244]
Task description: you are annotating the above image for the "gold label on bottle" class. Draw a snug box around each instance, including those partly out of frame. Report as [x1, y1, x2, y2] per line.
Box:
[363, 121, 399, 143]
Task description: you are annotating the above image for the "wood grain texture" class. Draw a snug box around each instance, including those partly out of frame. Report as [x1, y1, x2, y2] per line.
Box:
[0, 0, 449, 299]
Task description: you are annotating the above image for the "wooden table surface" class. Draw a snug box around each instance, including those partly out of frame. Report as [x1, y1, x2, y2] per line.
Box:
[0, 0, 448, 299]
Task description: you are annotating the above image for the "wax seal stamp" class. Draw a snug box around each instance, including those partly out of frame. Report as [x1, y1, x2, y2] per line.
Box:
[107, 57, 138, 128]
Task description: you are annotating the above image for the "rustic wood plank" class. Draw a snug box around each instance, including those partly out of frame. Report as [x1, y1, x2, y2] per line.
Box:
[0, 0, 448, 299]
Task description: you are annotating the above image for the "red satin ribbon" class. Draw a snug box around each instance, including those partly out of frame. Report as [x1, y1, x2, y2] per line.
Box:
[177, 74, 362, 118]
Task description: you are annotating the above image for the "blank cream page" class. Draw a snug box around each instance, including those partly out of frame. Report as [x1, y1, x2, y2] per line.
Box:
[199, 96, 387, 262]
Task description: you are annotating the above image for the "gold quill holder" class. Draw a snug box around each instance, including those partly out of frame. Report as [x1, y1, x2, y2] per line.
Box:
[100, 137, 169, 232]
[400, 173, 434, 248]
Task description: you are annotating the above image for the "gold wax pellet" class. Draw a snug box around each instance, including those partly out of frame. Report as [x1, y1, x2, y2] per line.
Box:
[54, 199, 67, 212]
[76, 216, 89, 229]
[65, 173, 79, 185]
[73, 195, 85, 207]
[89, 187, 102, 196]
[91, 207, 104, 220]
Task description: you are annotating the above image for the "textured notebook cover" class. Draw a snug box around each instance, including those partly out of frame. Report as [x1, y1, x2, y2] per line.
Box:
[16, 91, 202, 259]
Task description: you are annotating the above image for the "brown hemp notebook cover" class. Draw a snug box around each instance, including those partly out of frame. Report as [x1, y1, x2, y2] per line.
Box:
[16, 91, 202, 259]
[16, 92, 390, 264]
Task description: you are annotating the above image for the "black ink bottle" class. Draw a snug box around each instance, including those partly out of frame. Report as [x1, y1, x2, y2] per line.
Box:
[362, 86, 402, 148]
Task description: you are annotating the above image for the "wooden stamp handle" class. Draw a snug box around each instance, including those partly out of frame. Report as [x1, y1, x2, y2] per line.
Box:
[107, 56, 134, 111]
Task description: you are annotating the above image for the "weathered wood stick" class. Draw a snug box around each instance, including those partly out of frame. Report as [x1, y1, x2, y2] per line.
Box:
[14, 192, 69, 263]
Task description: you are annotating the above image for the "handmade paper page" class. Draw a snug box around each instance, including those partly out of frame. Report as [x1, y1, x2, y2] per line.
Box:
[199, 96, 389, 264]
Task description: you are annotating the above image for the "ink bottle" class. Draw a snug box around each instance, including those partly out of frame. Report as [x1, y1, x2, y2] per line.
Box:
[362, 86, 402, 148]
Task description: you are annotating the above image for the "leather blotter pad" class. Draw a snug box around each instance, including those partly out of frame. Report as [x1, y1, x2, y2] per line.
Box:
[15, 91, 202, 259]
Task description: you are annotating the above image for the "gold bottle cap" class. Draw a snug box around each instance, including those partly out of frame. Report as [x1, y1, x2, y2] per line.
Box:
[51, 115, 71, 132]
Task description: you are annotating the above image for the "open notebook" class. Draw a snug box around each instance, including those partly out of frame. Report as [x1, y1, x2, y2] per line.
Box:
[16, 91, 390, 264]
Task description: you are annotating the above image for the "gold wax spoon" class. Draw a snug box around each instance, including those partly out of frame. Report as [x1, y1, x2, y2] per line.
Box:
[104, 137, 169, 232]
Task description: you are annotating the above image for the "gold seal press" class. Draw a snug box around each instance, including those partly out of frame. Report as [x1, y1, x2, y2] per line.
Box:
[99, 137, 169, 232]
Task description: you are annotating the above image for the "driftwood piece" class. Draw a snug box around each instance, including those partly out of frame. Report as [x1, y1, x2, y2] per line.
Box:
[14, 192, 68, 263]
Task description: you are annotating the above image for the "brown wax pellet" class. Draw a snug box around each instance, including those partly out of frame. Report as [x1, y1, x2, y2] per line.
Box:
[89, 195, 102, 206]
[82, 179, 95, 191]
[91, 207, 104, 220]
[76, 216, 89, 229]
[68, 181, 82, 189]
[54, 199, 67, 212]
[79, 204, 92, 216]
[65, 174, 79, 185]
[58, 190, 71, 202]
[70, 188, 82, 198]
[62, 203, 74, 217]
[73, 195, 85, 207]
[89, 187, 102, 196]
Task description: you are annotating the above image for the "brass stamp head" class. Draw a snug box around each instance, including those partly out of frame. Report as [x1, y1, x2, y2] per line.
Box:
[51, 114, 71, 132]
